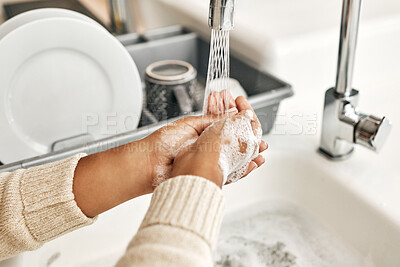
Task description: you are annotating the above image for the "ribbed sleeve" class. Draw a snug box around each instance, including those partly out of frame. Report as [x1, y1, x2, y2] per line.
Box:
[20, 153, 95, 242]
[140, 175, 225, 249]
[0, 154, 95, 260]
[116, 175, 226, 267]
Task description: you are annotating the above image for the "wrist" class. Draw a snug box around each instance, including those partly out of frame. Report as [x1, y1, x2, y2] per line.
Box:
[171, 151, 223, 188]
[73, 140, 154, 218]
[120, 139, 154, 196]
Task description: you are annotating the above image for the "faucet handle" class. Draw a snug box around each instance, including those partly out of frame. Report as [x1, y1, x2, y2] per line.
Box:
[355, 115, 392, 152]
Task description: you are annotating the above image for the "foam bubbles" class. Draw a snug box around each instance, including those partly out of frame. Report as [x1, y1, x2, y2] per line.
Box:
[153, 112, 262, 187]
[219, 114, 262, 184]
[152, 164, 171, 188]
[215, 200, 376, 267]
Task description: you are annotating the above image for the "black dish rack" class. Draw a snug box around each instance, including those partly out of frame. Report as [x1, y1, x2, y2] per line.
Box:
[0, 26, 293, 172]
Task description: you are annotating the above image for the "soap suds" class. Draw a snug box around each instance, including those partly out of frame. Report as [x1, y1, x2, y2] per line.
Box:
[218, 113, 262, 184]
[215, 200, 375, 267]
[152, 112, 262, 187]
[151, 126, 183, 187]
[152, 136, 198, 187]
[153, 164, 171, 188]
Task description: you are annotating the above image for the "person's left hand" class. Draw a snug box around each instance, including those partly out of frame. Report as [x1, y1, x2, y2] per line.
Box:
[141, 114, 227, 189]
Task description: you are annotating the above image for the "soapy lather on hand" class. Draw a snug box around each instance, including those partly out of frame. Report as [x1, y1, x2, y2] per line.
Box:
[206, 91, 264, 184]
[172, 93, 267, 187]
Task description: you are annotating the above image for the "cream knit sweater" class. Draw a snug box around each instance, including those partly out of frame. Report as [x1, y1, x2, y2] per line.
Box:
[0, 154, 225, 266]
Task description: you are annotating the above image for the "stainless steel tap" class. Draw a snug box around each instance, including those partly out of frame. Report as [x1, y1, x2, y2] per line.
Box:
[209, 0, 236, 30]
[319, 0, 392, 160]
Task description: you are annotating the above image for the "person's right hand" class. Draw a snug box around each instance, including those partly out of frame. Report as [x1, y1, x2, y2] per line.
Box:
[171, 96, 268, 188]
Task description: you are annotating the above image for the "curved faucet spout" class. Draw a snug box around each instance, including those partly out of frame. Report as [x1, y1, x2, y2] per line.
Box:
[319, 0, 392, 160]
[335, 0, 362, 97]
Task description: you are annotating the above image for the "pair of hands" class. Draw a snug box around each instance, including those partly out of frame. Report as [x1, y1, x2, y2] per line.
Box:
[74, 95, 267, 218]
[145, 95, 268, 189]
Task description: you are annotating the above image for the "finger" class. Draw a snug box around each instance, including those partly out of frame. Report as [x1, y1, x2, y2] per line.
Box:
[242, 161, 258, 178]
[236, 109, 260, 136]
[208, 91, 235, 115]
[236, 96, 259, 123]
[259, 140, 268, 152]
[250, 119, 261, 138]
[242, 154, 265, 178]
[253, 155, 265, 167]
[221, 90, 236, 110]
[207, 92, 218, 115]
[225, 154, 265, 185]
[227, 107, 239, 114]
[229, 97, 236, 109]
[216, 92, 224, 114]
[209, 92, 225, 115]
[235, 96, 253, 113]
[206, 94, 212, 114]
[236, 96, 262, 136]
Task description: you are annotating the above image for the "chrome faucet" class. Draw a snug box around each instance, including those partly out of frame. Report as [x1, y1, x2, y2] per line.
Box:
[319, 0, 392, 160]
[209, 0, 236, 30]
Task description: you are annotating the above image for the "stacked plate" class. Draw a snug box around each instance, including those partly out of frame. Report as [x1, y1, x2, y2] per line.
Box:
[0, 9, 142, 164]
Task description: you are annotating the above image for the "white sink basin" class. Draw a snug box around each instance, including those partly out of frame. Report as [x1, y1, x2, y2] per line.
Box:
[216, 200, 372, 266]
[221, 134, 400, 267]
[2, 133, 400, 267]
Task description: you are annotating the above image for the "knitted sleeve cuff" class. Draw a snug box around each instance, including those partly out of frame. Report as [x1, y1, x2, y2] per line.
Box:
[140, 175, 225, 249]
[20, 153, 95, 242]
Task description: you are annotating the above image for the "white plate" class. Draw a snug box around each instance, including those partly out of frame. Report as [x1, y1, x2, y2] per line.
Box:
[0, 17, 142, 164]
[0, 8, 105, 41]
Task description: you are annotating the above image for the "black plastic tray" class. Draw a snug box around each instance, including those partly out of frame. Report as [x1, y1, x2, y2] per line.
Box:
[124, 26, 293, 133]
[0, 26, 293, 172]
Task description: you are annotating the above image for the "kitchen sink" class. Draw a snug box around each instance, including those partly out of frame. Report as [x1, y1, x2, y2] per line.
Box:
[216, 201, 373, 266]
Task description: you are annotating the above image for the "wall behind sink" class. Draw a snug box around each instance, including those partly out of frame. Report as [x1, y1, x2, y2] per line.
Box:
[0, 0, 178, 32]
[0, 0, 110, 24]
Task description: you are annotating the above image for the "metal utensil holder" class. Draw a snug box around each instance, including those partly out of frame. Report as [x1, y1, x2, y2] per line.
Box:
[0, 26, 293, 172]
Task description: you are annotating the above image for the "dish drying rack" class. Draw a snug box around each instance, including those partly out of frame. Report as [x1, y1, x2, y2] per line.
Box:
[0, 26, 293, 172]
